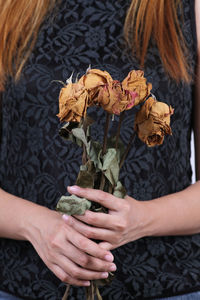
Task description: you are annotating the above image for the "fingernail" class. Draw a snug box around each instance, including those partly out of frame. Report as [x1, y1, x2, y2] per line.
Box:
[62, 214, 69, 222]
[68, 185, 80, 192]
[83, 281, 90, 286]
[109, 264, 117, 271]
[101, 272, 108, 278]
[105, 254, 113, 262]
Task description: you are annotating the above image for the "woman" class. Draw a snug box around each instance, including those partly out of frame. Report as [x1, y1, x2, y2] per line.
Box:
[0, 0, 199, 299]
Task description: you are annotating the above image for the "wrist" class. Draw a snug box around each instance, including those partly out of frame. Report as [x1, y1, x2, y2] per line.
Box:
[22, 204, 58, 242]
[135, 199, 162, 238]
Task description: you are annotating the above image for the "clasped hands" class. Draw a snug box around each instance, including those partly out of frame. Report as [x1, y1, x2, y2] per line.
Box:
[31, 185, 149, 287]
[66, 185, 147, 251]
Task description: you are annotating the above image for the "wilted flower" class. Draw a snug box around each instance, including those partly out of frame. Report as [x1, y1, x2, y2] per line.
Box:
[134, 97, 174, 147]
[79, 68, 113, 103]
[96, 80, 125, 114]
[57, 69, 153, 123]
[57, 82, 88, 122]
[122, 70, 152, 108]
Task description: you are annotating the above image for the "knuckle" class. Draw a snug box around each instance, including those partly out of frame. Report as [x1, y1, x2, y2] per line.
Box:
[71, 268, 80, 279]
[115, 220, 126, 232]
[60, 273, 69, 283]
[85, 212, 95, 223]
[79, 254, 89, 267]
[49, 236, 59, 249]
[79, 238, 88, 250]
[85, 229, 95, 239]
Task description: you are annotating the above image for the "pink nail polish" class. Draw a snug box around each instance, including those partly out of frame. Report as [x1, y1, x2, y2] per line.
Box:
[105, 254, 114, 262]
[101, 272, 108, 278]
[110, 264, 117, 271]
[68, 185, 80, 192]
[62, 214, 69, 221]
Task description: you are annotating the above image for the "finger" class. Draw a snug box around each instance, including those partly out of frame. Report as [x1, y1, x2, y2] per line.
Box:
[66, 212, 114, 232]
[64, 214, 116, 247]
[65, 222, 114, 261]
[45, 222, 116, 273]
[52, 264, 90, 287]
[67, 186, 120, 210]
[98, 241, 115, 251]
[74, 210, 117, 230]
[64, 214, 110, 238]
[56, 223, 116, 272]
[55, 254, 110, 282]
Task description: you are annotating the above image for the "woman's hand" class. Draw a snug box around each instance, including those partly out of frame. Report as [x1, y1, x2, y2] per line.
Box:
[67, 182, 200, 249]
[66, 186, 150, 251]
[22, 205, 117, 286]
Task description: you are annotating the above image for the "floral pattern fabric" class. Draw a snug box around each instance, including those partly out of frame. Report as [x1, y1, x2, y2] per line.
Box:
[0, 0, 198, 299]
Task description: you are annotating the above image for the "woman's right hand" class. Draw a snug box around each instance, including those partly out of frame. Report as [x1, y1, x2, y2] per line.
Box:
[24, 206, 116, 286]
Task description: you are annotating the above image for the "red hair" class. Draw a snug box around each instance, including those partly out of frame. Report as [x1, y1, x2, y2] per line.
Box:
[0, 0, 191, 91]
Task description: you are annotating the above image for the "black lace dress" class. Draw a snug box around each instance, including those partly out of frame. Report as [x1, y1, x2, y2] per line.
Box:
[0, 0, 198, 299]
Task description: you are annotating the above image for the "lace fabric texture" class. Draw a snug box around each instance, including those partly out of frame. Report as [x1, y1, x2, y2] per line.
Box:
[0, 0, 198, 299]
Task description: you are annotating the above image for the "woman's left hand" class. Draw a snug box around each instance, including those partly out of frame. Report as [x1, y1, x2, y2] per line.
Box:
[64, 185, 150, 251]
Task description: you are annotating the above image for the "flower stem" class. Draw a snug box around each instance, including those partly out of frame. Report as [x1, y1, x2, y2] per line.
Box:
[99, 113, 111, 191]
[86, 281, 95, 300]
[82, 118, 88, 165]
[115, 111, 125, 150]
[62, 284, 70, 300]
[95, 284, 103, 300]
[119, 132, 136, 169]
[102, 113, 111, 155]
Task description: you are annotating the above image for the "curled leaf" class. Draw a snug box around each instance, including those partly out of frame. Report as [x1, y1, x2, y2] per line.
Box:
[113, 181, 127, 199]
[56, 195, 91, 215]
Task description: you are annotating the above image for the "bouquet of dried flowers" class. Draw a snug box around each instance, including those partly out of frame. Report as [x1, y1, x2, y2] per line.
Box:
[56, 68, 174, 300]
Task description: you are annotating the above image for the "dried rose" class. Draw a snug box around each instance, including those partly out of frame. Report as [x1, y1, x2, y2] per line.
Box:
[97, 80, 129, 114]
[79, 69, 113, 103]
[134, 97, 174, 147]
[57, 82, 88, 122]
[122, 70, 152, 108]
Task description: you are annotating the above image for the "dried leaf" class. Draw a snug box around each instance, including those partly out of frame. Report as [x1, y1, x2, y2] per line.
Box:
[98, 148, 119, 186]
[113, 181, 126, 198]
[56, 195, 91, 215]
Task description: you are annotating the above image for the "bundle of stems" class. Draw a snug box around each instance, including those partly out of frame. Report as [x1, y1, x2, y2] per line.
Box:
[61, 111, 136, 300]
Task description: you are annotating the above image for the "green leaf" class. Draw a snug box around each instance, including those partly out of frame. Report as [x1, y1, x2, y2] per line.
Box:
[98, 148, 119, 186]
[72, 127, 92, 155]
[59, 122, 91, 152]
[76, 160, 96, 188]
[89, 140, 102, 168]
[72, 127, 88, 148]
[56, 195, 91, 215]
[113, 181, 126, 198]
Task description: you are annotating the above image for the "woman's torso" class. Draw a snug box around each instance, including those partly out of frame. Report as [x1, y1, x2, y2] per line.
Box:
[0, 0, 198, 299]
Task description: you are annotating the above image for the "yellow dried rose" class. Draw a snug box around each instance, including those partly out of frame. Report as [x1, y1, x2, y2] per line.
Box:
[122, 70, 152, 108]
[79, 68, 113, 104]
[97, 80, 134, 114]
[57, 82, 88, 122]
[134, 97, 174, 147]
